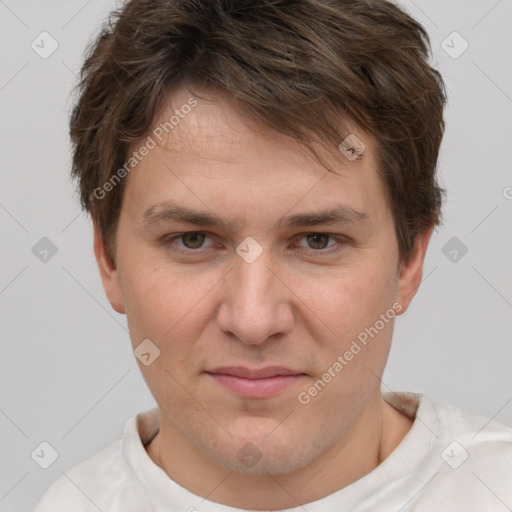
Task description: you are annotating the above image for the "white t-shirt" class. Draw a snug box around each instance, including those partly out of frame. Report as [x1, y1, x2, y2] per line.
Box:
[34, 392, 512, 511]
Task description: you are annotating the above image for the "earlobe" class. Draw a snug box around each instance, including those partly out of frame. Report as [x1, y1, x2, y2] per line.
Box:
[93, 221, 126, 315]
[395, 228, 432, 315]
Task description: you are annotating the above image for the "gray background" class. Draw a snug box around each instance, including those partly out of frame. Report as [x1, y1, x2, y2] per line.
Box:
[1, 0, 511, 510]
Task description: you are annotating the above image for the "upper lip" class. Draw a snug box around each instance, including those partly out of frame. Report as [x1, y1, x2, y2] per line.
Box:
[207, 366, 305, 379]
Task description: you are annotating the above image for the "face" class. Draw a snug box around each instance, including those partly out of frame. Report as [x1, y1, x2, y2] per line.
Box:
[95, 86, 427, 477]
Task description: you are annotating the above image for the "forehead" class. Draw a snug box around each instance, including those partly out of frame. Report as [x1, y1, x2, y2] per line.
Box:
[150, 86, 372, 165]
[121, 86, 388, 226]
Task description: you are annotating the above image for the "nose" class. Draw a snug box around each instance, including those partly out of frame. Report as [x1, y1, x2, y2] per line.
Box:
[216, 249, 294, 346]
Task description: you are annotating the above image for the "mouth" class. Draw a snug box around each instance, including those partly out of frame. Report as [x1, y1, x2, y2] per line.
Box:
[205, 366, 307, 399]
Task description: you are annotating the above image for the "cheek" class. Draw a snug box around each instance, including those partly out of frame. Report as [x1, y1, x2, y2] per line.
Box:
[118, 255, 211, 346]
[120, 263, 217, 404]
[291, 263, 397, 342]
[295, 271, 397, 415]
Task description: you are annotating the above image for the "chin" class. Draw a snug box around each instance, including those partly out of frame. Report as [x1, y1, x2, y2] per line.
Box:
[208, 432, 317, 477]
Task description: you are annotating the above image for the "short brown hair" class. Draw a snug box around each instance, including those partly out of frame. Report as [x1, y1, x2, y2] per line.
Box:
[70, 0, 446, 264]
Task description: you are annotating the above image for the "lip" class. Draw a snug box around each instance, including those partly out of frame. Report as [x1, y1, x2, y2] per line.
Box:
[206, 366, 306, 399]
[208, 366, 304, 379]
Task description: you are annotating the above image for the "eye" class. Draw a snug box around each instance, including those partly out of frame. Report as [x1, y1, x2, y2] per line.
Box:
[163, 232, 215, 251]
[295, 233, 341, 251]
[180, 232, 208, 249]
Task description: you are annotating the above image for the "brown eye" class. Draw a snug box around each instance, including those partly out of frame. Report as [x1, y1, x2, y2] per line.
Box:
[306, 234, 330, 249]
[294, 233, 343, 253]
[181, 232, 206, 249]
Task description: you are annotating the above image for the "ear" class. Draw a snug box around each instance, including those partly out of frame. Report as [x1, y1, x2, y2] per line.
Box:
[395, 228, 432, 315]
[93, 220, 126, 314]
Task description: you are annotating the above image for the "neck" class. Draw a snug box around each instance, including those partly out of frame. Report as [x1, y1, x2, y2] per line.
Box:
[146, 390, 413, 509]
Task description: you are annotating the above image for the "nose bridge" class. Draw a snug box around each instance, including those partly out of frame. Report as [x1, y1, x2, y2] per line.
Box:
[217, 247, 292, 345]
[236, 254, 275, 308]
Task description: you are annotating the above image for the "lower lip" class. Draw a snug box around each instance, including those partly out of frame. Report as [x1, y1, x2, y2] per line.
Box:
[207, 373, 305, 399]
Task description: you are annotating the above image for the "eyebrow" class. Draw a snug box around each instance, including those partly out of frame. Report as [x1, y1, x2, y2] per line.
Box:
[137, 201, 369, 230]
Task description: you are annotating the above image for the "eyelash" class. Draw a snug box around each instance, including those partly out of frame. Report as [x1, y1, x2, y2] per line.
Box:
[161, 231, 346, 255]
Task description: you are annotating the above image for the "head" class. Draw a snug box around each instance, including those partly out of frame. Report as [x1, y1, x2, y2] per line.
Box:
[71, 0, 446, 476]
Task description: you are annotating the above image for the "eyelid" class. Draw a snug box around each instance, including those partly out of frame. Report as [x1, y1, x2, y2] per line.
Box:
[162, 231, 216, 251]
[161, 231, 347, 254]
[292, 232, 346, 252]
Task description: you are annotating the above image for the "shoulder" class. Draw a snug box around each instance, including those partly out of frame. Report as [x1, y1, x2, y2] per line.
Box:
[33, 429, 149, 511]
[389, 391, 512, 448]
[416, 395, 512, 509]
[431, 397, 512, 454]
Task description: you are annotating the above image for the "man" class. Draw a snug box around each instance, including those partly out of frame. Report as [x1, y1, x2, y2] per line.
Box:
[35, 0, 512, 510]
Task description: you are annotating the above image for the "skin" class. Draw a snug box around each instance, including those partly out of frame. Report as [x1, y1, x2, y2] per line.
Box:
[94, 86, 431, 509]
